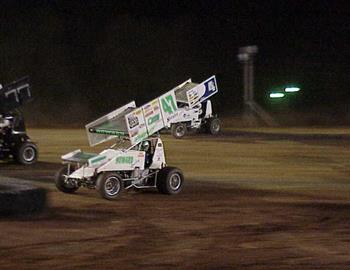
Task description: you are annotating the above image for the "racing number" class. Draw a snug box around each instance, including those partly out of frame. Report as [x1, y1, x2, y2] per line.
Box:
[208, 80, 216, 92]
[161, 94, 177, 114]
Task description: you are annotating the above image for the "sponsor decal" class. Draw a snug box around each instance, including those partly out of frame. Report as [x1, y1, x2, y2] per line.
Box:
[144, 110, 153, 117]
[147, 114, 160, 125]
[165, 112, 179, 122]
[135, 131, 148, 142]
[135, 109, 142, 116]
[127, 115, 139, 129]
[90, 155, 106, 164]
[89, 128, 125, 136]
[116, 156, 134, 164]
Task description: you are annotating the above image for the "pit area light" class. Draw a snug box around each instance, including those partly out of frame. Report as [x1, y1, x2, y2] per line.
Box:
[285, 87, 300, 92]
[269, 93, 285, 98]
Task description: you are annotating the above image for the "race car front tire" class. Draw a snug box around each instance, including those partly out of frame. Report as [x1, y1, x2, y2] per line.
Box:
[55, 165, 79, 194]
[171, 123, 187, 139]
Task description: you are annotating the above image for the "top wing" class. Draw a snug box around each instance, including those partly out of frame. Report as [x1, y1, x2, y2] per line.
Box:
[174, 75, 218, 108]
[85, 101, 136, 146]
[0, 76, 32, 113]
[85, 75, 217, 146]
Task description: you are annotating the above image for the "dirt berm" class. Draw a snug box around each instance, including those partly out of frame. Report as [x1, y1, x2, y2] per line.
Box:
[0, 177, 47, 216]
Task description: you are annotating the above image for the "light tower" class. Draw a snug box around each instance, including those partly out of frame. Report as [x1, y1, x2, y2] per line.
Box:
[238, 45, 276, 126]
[238, 45, 258, 104]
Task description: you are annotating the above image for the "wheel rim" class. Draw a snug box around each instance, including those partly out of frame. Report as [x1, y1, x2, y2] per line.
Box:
[63, 177, 76, 188]
[105, 177, 121, 196]
[169, 173, 181, 190]
[176, 125, 185, 137]
[211, 120, 220, 133]
[23, 147, 35, 162]
[61, 167, 76, 189]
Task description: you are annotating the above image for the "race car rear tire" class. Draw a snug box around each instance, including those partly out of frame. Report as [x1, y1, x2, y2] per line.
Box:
[171, 123, 187, 139]
[14, 141, 38, 165]
[207, 117, 221, 135]
[157, 167, 184, 195]
[55, 165, 79, 194]
[96, 172, 124, 200]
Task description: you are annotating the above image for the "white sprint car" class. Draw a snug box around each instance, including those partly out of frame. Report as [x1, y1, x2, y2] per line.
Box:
[169, 75, 221, 138]
[55, 92, 184, 200]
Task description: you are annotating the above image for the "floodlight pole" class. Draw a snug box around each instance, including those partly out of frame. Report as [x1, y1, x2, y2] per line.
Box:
[238, 46, 257, 104]
[243, 58, 249, 102]
[248, 58, 254, 102]
[238, 45, 277, 126]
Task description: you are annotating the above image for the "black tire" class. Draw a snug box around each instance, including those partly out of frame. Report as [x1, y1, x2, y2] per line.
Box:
[14, 142, 38, 165]
[157, 167, 184, 195]
[171, 123, 187, 139]
[207, 117, 221, 135]
[96, 172, 124, 200]
[55, 165, 79, 194]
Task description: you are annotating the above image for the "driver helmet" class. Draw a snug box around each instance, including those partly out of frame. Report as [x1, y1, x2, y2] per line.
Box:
[141, 140, 150, 152]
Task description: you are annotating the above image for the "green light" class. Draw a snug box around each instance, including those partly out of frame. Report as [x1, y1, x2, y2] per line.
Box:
[269, 93, 285, 98]
[285, 87, 300, 92]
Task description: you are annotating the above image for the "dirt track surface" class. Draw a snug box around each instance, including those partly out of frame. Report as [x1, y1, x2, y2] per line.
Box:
[1, 130, 350, 269]
[1, 163, 350, 269]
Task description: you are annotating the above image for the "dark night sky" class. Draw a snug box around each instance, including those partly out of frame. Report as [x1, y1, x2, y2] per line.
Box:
[0, 0, 349, 124]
